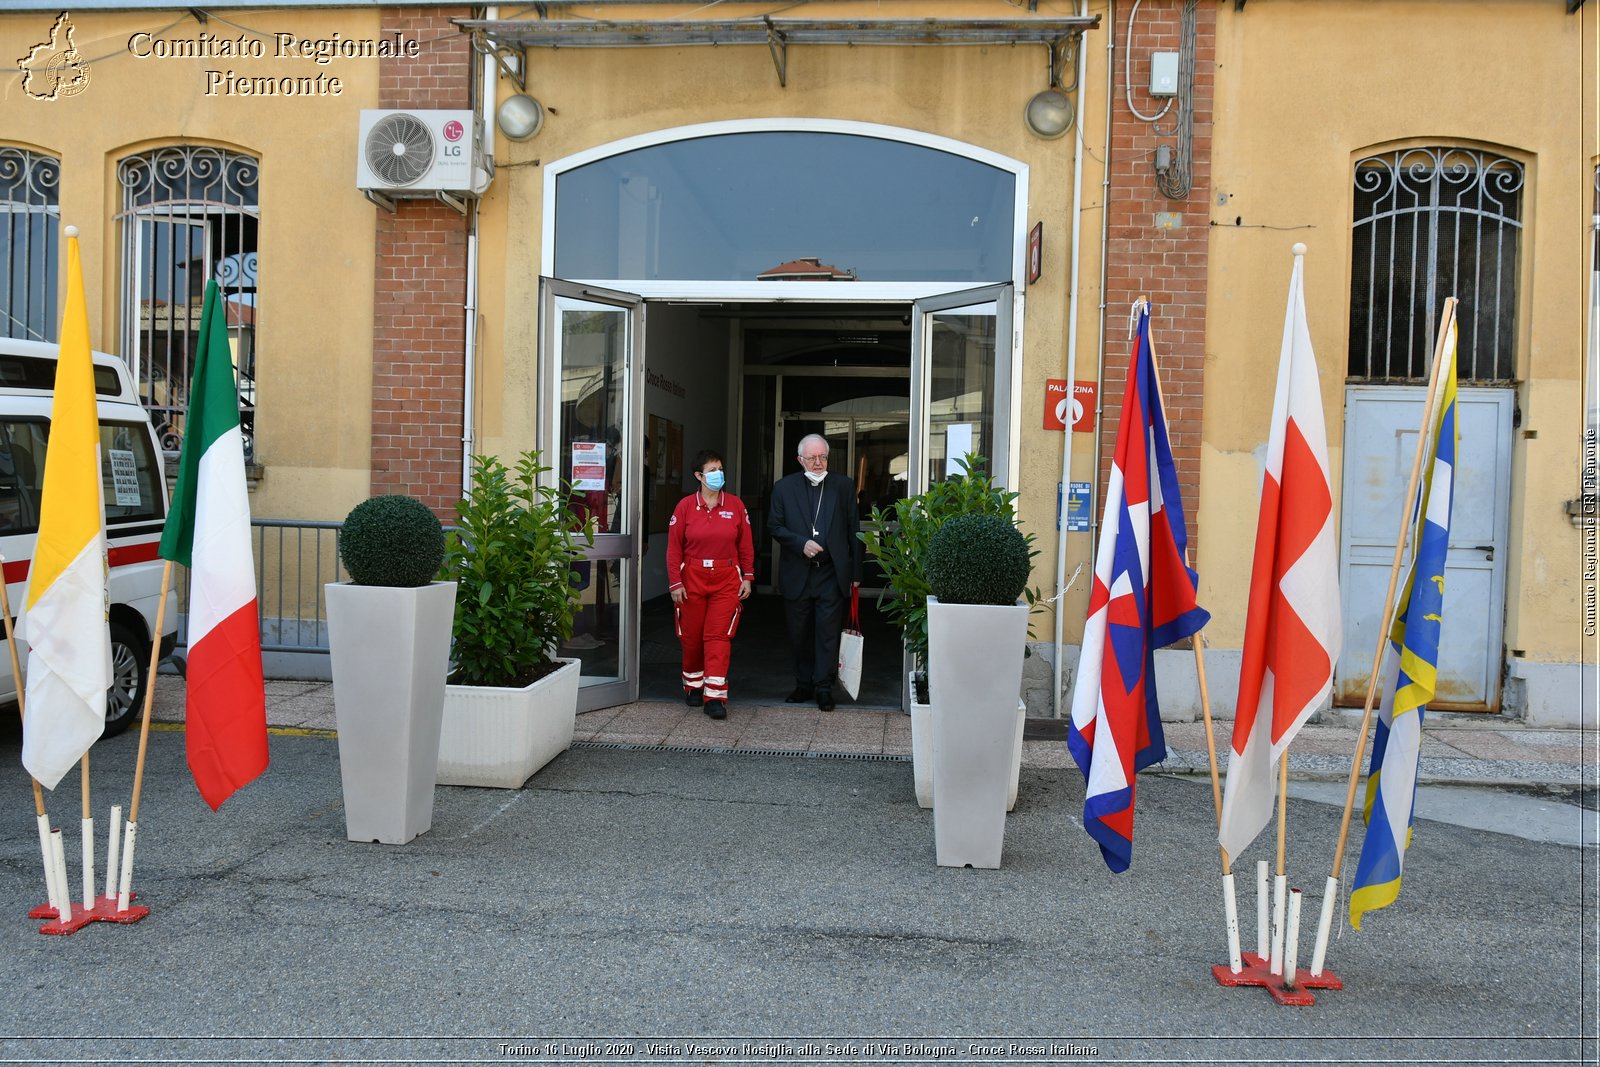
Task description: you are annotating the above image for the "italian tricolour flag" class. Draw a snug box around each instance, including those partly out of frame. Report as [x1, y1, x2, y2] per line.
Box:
[158, 280, 267, 809]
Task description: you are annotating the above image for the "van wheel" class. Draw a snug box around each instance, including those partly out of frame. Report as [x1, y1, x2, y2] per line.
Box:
[102, 621, 149, 738]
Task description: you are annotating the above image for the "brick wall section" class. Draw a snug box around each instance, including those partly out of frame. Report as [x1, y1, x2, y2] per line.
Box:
[370, 7, 473, 514]
[1100, 0, 1214, 556]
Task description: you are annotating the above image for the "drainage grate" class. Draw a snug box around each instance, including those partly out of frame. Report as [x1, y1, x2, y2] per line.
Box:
[573, 740, 910, 763]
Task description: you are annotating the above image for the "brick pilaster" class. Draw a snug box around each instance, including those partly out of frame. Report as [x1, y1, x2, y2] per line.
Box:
[1100, 0, 1214, 555]
[371, 6, 473, 515]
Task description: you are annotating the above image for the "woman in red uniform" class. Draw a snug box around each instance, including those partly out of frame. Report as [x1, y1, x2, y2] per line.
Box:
[666, 449, 754, 719]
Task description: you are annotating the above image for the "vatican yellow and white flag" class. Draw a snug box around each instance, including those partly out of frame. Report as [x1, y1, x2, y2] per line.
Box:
[20, 227, 111, 789]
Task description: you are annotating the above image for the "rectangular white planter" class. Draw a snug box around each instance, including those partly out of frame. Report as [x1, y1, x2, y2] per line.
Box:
[927, 596, 1028, 869]
[437, 658, 581, 788]
[326, 581, 457, 845]
[910, 673, 1023, 812]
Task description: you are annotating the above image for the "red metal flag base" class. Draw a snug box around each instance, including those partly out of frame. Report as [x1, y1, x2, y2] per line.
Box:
[1211, 951, 1342, 1006]
[30, 894, 148, 934]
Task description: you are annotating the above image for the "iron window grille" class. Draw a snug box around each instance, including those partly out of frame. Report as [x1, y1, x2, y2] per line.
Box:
[118, 145, 258, 461]
[1348, 147, 1523, 384]
[0, 147, 61, 343]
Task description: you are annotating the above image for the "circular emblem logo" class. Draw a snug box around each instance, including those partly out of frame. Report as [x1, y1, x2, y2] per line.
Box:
[441, 120, 465, 142]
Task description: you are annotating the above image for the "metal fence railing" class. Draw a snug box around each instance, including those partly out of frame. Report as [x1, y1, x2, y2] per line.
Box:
[175, 518, 347, 659]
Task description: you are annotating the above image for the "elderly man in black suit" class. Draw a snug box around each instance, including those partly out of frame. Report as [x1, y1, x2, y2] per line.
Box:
[768, 433, 862, 711]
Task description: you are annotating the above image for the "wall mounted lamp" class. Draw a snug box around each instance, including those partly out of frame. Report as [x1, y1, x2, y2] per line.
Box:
[1024, 88, 1075, 140]
[496, 93, 544, 141]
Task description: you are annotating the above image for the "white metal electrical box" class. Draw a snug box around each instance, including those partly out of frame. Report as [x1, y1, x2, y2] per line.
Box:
[1150, 52, 1179, 97]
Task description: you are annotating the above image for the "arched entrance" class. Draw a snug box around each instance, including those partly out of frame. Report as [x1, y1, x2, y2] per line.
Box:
[538, 122, 1028, 711]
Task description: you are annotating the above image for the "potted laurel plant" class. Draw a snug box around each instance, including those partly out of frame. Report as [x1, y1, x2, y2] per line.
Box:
[435, 451, 594, 789]
[325, 495, 455, 844]
[861, 455, 1031, 810]
[924, 512, 1035, 869]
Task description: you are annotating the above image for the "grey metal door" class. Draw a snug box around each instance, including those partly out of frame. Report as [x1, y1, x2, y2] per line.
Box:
[1335, 385, 1513, 710]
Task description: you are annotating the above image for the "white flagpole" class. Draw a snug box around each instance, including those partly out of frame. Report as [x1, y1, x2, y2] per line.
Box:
[1256, 860, 1269, 959]
[104, 804, 123, 902]
[80, 814, 94, 909]
[2, 556, 61, 917]
[116, 821, 137, 912]
[118, 560, 172, 913]
[1284, 888, 1304, 988]
[37, 814, 63, 919]
[50, 828, 72, 922]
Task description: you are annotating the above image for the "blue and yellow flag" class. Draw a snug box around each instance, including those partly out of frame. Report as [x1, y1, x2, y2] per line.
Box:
[1349, 314, 1459, 930]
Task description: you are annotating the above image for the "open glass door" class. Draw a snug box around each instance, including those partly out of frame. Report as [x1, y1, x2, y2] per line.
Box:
[539, 278, 644, 712]
[909, 284, 1015, 496]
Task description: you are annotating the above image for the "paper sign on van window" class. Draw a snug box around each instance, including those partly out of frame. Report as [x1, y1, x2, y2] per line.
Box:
[107, 449, 141, 507]
[571, 441, 606, 491]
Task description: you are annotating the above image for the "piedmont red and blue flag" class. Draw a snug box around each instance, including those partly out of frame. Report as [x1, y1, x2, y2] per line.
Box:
[1068, 304, 1209, 873]
[158, 280, 267, 810]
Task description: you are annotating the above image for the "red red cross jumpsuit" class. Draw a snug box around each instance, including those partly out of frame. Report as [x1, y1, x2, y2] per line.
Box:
[666, 489, 755, 702]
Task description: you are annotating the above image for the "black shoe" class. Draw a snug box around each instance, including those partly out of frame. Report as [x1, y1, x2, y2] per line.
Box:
[704, 699, 727, 720]
[686, 688, 704, 707]
[786, 685, 814, 703]
[816, 688, 836, 712]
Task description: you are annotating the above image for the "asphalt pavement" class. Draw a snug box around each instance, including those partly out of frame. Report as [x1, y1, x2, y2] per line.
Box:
[0, 678, 1594, 1065]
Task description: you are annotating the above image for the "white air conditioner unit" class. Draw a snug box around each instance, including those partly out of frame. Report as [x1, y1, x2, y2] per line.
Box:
[356, 109, 490, 214]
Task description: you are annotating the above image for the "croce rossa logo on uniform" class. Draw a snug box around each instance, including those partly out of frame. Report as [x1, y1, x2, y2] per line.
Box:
[18, 12, 91, 100]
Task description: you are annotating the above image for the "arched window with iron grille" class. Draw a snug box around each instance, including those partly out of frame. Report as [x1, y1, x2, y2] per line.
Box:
[1348, 146, 1523, 384]
[0, 147, 61, 343]
[118, 145, 258, 461]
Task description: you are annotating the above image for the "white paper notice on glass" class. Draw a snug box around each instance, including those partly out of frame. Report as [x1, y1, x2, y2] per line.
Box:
[107, 449, 142, 507]
[944, 423, 974, 477]
[571, 441, 607, 491]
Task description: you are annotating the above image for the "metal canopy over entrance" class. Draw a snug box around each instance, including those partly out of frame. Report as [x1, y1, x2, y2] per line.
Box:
[457, 15, 1099, 88]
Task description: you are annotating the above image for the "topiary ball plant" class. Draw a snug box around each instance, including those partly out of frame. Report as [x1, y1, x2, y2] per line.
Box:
[339, 495, 446, 588]
[924, 512, 1032, 606]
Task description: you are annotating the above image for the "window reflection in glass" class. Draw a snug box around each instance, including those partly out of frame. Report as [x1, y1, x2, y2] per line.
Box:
[555, 132, 1015, 283]
[926, 310, 996, 483]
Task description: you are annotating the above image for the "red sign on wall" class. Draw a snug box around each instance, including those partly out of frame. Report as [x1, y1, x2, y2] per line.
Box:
[1045, 380, 1097, 432]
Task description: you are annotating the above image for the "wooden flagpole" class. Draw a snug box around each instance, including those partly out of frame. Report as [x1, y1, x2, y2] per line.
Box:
[1194, 630, 1244, 972]
[1270, 745, 1289, 974]
[0, 563, 69, 919]
[79, 753, 92, 908]
[117, 560, 172, 911]
[1150, 306, 1245, 974]
[1308, 297, 1457, 976]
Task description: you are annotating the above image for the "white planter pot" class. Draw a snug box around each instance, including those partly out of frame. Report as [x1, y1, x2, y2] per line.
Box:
[911, 671, 1022, 813]
[437, 658, 581, 788]
[325, 581, 457, 845]
[926, 596, 1028, 869]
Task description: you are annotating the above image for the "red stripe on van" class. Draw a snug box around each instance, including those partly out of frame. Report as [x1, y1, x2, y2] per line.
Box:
[108, 540, 161, 569]
[2, 540, 159, 586]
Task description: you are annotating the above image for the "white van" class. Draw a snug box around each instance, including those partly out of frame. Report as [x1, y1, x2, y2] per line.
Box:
[0, 338, 180, 737]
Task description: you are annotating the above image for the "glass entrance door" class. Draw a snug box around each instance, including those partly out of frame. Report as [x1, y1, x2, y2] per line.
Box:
[539, 278, 644, 712]
[909, 284, 1015, 493]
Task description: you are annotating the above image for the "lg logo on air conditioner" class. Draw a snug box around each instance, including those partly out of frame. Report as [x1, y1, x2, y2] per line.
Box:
[441, 120, 466, 159]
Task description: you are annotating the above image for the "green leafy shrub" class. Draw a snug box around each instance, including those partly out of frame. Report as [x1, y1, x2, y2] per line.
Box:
[925, 513, 1032, 605]
[441, 451, 595, 688]
[338, 495, 445, 588]
[860, 454, 1038, 676]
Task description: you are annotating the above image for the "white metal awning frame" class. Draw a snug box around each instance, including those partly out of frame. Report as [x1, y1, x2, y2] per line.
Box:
[455, 15, 1100, 89]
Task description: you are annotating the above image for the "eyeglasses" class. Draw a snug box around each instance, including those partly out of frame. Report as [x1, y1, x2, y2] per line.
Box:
[798, 452, 829, 465]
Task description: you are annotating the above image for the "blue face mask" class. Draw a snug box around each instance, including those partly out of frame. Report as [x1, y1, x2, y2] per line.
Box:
[704, 470, 726, 491]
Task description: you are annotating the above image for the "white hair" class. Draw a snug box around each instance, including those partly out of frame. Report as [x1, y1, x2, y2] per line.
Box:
[796, 433, 830, 457]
